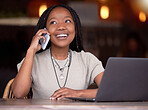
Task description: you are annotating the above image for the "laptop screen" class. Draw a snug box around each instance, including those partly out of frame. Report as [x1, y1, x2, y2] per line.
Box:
[95, 57, 148, 102]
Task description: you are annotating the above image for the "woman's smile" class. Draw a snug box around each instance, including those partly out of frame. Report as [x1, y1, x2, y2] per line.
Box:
[55, 33, 69, 39]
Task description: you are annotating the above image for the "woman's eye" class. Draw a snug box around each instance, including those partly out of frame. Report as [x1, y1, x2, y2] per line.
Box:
[65, 20, 71, 23]
[50, 21, 57, 24]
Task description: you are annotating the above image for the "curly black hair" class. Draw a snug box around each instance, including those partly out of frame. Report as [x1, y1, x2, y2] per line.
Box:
[34, 4, 84, 52]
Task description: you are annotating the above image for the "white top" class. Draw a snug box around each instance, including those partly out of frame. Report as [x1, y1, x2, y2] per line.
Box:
[17, 49, 104, 99]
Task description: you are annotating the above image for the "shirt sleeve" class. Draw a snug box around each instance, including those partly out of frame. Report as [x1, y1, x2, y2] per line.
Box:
[17, 56, 36, 83]
[85, 52, 104, 84]
[17, 58, 24, 72]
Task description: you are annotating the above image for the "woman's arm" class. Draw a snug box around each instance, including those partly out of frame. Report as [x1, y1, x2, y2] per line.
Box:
[11, 48, 35, 98]
[11, 29, 49, 98]
[50, 72, 104, 100]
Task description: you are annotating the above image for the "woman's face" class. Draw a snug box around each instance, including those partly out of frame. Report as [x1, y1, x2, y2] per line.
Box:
[46, 7, 75, 48]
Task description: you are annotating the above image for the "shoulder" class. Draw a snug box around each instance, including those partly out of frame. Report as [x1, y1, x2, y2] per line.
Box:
[71, 50, 101, 64]
[72, 50, 99, 59]
[72, 50, 94, 57]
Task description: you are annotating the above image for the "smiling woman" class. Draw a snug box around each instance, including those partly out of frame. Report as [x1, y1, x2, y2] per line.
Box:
[11, 4, 104, 100]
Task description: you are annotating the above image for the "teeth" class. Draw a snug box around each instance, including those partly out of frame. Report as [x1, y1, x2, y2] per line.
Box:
[56, 34, 68, 37]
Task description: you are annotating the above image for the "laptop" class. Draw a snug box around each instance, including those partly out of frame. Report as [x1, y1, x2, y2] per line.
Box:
[67, 57, 148, 102]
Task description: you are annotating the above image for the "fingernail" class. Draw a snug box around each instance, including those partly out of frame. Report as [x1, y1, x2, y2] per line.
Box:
[50, 97, 54, 100]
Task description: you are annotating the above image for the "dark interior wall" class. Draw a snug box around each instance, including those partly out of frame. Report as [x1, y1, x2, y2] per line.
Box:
[0, 25, 35, 66]
[0, 25, 35, 98]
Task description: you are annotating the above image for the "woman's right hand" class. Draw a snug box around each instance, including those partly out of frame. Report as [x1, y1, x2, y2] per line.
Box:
[29, 29, 50, 53]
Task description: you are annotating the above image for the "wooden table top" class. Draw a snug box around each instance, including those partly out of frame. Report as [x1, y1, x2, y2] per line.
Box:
[0, 98, 148, 110]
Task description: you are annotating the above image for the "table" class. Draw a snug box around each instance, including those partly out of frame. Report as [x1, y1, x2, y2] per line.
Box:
[0, 99, 148, 110]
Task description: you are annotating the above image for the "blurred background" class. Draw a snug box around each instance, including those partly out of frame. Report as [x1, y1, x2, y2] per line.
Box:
[0, 0, 148, 98]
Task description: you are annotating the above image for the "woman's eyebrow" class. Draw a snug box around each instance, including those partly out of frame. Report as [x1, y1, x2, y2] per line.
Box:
[48, 17, 56, 21]
[64, 16, 72, 19]
[48, 16, 72, 22]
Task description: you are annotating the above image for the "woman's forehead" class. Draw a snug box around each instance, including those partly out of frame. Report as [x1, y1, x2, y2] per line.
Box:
[49, 7, 72, 18]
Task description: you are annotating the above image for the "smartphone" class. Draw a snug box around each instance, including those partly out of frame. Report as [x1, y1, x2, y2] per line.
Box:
[39, 28, 50, 50]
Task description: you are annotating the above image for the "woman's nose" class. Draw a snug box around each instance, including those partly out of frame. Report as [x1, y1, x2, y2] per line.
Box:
[57, 23, 66, 30]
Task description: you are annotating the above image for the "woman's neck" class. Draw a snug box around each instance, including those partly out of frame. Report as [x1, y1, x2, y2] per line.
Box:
[50, 46, 69, 60]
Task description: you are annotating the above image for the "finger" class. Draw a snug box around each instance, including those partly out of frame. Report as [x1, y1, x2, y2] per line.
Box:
[34, 34, 46, 43]
[52, 91, 67, 99]
[50, 93, 63, 100]
[36, 29, 45, 35]
[35, 29, 44, 36]
[36, 33, 50, 44]
[52, 87, 68, 97]
[50, 87, 71, 100]
[36, 29, 50, 36]
[55, 93, 70, 100]
[51, 90, 69, 100]
[57, 94, 72, 100]
[39, 36, 46, 43]
[57, 95, 66, 100]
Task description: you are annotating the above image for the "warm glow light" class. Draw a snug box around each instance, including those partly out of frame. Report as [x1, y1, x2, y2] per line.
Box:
[139, 11, 147, 22]
[140, 0, 148, 10]
[100, 6, 109, 19]
[39, 5, 47, 17]
[132, 0, 148, 15]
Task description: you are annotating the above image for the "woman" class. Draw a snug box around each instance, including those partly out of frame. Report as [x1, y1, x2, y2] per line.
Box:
[11, 5, 104, 100]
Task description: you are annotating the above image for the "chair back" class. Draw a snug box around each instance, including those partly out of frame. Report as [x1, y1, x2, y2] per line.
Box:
[3, 78, 33, 99]
[3, 78, 14, 98]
